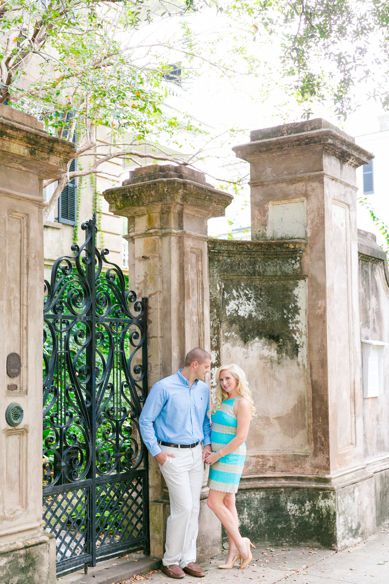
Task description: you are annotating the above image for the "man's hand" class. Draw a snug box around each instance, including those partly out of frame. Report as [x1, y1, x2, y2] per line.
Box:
[202, 444, 212, 462]
[155, 451, 176, 466]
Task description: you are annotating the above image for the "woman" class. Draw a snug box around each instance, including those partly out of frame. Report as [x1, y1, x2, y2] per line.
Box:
[205, 364, 255, 570]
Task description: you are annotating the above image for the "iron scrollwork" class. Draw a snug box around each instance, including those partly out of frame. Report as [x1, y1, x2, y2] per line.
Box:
[42, 216, 149, 575]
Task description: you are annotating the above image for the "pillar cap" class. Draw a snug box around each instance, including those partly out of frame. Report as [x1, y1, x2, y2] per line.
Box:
[104, 164, 233, 219]
[123, 164, 210, 186]
[233, 118, 373, 168]
[0, 105, 75, 179]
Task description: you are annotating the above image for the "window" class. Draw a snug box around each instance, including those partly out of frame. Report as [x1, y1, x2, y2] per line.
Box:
[363, 160, 374, 194]
[163, 64, 181, 85]
[58, 159, 77, 225]
[58, 112, 77, 225]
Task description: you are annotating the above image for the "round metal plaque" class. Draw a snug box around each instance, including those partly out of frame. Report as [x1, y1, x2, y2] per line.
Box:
[5, 403, 24, 427]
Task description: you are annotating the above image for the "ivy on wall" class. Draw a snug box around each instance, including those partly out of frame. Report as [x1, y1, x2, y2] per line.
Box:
[358, 196, 389, 257]
[73, 165, 84, 245]
[90, 173, 104, 248]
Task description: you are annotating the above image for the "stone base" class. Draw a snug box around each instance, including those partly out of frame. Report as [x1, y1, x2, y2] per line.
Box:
[149, 500, 167, 559]
[197, 493, 222, 562]
[236, 469, 389, 550]
[235, 486, 337, 549]
[149, 493, 221, 562]
[0, 530, 56, 584]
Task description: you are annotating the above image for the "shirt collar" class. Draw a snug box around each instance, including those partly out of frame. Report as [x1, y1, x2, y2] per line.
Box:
[178, 369, 198, 387]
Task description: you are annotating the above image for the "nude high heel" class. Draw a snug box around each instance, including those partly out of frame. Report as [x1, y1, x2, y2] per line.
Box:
[217, 553, 240, 569]
[238, 538, 255, 570]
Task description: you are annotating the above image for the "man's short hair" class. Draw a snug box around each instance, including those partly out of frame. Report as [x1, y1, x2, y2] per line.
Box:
[184, 347, 211, 367]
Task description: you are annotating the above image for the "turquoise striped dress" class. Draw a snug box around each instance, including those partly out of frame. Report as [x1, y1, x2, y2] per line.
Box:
[208, 398, 246, 493]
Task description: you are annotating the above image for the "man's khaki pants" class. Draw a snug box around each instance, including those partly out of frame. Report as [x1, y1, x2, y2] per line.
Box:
[158, 443, 204, 567]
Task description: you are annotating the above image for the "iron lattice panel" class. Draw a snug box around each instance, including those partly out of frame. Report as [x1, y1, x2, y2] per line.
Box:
[95, 475, 147, 556]
[43, 487, 90, 569]
[42, 217, 149, 576]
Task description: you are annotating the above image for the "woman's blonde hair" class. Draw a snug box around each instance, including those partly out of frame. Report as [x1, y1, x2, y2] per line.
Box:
[211, 363, 256, 416]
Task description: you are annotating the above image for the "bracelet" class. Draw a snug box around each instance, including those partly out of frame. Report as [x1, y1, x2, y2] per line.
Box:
[218, 449, 224, 459]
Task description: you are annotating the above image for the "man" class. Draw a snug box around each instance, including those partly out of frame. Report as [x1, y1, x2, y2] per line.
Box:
[139, 347, 212, 580]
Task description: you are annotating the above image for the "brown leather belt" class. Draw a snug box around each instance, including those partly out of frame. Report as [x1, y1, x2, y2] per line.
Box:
[158, 440, 199, 449]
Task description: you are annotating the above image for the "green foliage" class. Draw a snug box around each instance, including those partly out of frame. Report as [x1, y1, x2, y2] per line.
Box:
[220, 0, 389, 118]
[90, 173, 104, 247]
[358, 196, 389, 256]
[1, 2, 170, 136]
[74, 165, 84, 245]
[2, 1, 389, 131]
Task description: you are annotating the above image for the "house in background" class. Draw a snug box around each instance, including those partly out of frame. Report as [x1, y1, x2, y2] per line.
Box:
[43, 116, 184, 281]
[44, 131, 125, 278]
[347, 111, 389, 250]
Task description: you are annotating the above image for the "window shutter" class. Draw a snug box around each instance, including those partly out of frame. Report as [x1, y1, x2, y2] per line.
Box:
[58, 159, 77, 225]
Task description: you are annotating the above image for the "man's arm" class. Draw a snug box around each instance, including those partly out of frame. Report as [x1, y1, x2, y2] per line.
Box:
[139, 382, 166, 457]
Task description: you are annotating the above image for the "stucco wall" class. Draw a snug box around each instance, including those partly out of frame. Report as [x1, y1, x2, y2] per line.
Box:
[208, 230, 389, 546]
[209, 239, 312, 475]
[358, 230, 389, 475]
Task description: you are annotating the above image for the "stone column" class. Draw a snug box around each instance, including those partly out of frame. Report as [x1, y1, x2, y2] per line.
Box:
[232, 119, 375, 548]
[0, 106, 75, 583]
[103, 164, 232, 560]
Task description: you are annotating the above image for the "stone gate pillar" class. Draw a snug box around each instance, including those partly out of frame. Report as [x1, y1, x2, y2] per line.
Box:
[232, 119, 374, 548]
[103, 165, 232, 560]
[0, 106, 74, 582]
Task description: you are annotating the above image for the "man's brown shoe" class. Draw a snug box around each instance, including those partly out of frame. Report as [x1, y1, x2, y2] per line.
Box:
[183, 562, 205, 578]
[161, 564, 185, 579]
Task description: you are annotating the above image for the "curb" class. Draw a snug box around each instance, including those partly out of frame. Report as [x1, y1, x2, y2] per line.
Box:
[58, 556, 161, 584]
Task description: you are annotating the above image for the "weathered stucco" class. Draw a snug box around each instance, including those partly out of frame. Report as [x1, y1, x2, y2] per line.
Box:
[235, 488, 337, 548]
[358, 230, 389, 530]
[209, 119, 381, 550]
[0, 533, 56, 584]
[209, 240, 310, 465]
[0, 104, 74, 179]
[218, 224, 389, 550]
[0, 108, 75, 582]
[221, 277, 305, 357]
[103, 165, 232, 561]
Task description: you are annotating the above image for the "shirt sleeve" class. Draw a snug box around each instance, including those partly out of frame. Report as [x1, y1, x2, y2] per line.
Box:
[202, 388, 212, 446]
[139, 381, 165, 457]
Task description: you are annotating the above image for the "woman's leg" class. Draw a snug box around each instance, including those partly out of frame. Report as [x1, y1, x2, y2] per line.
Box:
[224, 493, 239, 563]
[207, 489, 248, 560]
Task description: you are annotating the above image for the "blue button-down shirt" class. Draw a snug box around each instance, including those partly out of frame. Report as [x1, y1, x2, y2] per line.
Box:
[139, 370, 211, 457]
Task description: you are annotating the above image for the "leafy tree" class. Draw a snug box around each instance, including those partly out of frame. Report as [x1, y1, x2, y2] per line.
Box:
[1, 0, 388, 217]
[0, 0, 206, 215]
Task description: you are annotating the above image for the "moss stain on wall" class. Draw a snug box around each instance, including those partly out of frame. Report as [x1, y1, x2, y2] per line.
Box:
[235, 488, 337, 548]
[221, 278, 304, 359]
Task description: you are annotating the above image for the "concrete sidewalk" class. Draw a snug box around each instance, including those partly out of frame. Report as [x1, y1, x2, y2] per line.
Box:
[106, 523, 389, 584]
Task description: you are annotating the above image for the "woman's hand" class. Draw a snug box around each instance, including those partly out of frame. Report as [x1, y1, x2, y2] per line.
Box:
[205, 452, 219, 465]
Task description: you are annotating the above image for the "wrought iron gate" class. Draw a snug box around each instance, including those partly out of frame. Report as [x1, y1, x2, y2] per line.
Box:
[42, 217, 149, 576]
